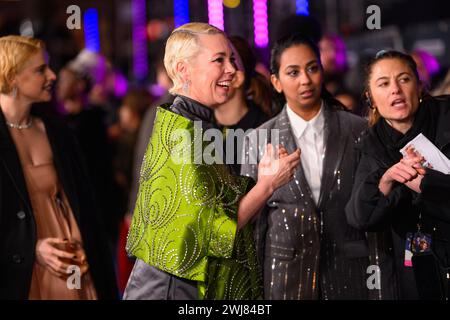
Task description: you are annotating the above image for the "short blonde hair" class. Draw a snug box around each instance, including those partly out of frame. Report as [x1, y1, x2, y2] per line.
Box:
[0, 35, 45, 94]
[164, 23, 224, 95]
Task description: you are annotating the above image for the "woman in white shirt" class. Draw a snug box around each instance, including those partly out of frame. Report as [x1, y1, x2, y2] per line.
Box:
[241, 33, 373, 299]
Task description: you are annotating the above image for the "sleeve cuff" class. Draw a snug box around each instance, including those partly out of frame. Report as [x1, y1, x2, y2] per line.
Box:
[419, 168, 450, 200]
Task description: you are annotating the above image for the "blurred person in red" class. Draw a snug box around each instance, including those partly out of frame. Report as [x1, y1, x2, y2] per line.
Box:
[113, 89, 151, 225]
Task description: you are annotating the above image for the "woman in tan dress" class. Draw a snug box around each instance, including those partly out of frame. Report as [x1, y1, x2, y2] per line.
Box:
[0, 36, 117, 299]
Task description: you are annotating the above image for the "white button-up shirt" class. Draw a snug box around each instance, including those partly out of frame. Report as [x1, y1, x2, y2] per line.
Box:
[286, 103, 325, 205]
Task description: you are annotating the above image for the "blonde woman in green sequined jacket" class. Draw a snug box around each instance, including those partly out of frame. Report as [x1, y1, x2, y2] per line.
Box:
[123, 22, 300, 300]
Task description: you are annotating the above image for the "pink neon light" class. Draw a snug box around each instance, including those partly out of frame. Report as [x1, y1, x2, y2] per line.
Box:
[208, 0, 224, 31]
[253, 0, 268, 47]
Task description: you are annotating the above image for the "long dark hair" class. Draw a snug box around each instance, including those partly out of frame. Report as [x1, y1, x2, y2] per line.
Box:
[229, 36, 272, 116]
[270, 32, 346, 111]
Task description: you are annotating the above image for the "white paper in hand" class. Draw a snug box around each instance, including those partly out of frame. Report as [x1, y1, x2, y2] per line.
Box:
[400, 133, 450, 174]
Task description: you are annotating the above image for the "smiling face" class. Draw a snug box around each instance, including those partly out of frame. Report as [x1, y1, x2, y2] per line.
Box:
[183, 33, 236, 108]
[271, 44, 323, 114]
[13, 49, 56, 103]
[368, 58, 420, 129]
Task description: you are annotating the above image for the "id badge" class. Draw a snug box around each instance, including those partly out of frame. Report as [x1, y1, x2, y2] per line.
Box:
[404, 231, 432, 267]
[405, 233, 413, 267]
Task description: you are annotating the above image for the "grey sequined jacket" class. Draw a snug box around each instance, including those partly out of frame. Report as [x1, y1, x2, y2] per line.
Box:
[241, 102, 373, 300]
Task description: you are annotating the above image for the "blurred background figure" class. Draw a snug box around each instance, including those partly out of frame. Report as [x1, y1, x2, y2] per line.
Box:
[69, 50, 115, 113]
[319, 33, 358, 112]
[56, 53, 120, 251]
[411, 49, 440, 90]
[113, 89, 151, 294]
[213, 36, 271, 175]
[432, 69, 450, 95]
[114, 89, 152, 213]
[113, 89, 151, 227]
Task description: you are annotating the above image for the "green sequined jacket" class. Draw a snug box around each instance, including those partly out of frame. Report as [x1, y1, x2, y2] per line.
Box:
[126, 101, 262, 299]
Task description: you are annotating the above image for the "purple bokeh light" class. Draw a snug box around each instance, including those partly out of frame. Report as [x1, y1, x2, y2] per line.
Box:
[253, 0, 268, 48]
[208, 0, 224, 31]
[132, 0, 148, 80]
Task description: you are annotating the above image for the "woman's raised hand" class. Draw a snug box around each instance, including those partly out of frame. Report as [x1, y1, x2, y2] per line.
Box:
[379, 146, 429, 195]
[403, 146, 429, 175]
[379, 161, 418, 195]
[278, 145, 289, 158]
[237, 144, 300, 229]
[401, 146, 429, 193]
[258, 143, 301, 192]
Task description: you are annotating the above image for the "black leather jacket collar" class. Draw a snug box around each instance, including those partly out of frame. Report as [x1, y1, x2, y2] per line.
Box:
[169, 95, 214, 123]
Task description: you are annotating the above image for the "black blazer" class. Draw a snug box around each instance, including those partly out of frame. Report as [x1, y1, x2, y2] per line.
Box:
[0, 108, 117, 299]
